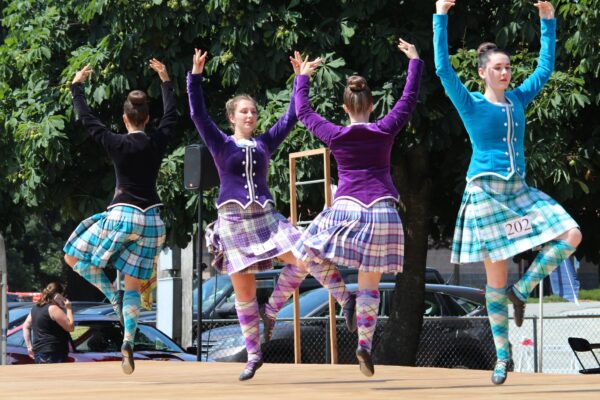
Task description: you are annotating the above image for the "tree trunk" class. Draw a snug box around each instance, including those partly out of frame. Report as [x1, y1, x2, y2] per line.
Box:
[375, 143, 431, 365]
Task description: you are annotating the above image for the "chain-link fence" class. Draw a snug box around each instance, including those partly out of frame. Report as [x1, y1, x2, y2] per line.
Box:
[199, 315, 600, 374]
[511, 315, 600, 374]
[199, 316, 497, 369]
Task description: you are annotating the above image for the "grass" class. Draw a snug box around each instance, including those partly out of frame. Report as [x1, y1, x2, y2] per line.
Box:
[525, 288, 600, 303]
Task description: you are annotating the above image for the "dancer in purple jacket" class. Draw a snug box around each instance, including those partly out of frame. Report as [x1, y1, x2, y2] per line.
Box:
[187, 49, 354, 380]
[291, 41, 424, 377]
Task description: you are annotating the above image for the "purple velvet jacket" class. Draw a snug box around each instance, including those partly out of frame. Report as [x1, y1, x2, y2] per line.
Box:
[294, 59, 424, 207]
[187, 73, 297, 208]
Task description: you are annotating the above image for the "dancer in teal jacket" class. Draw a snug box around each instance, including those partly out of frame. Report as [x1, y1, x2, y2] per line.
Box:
[433, 0, 581, 385]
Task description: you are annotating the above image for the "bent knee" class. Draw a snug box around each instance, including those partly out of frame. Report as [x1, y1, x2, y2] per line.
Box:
[64, 254, 79, 268]
[569, 228, 583, 248]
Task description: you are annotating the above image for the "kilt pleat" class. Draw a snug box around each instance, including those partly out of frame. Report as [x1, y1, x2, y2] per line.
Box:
[63, 206, 165, 280]
[451, 175, 579, 263]
[293, 199, 404, 273]
[206, 202, 301, 275]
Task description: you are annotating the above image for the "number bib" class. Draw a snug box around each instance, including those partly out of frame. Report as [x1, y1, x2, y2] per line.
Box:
[504, 216, 533, 240]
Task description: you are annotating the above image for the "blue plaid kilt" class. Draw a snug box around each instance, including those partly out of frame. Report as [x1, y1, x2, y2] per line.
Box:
[451, 175, 579, 264]
[206, 202, 302, 275]
[293, 199, 404, 273]
[63, 205, 165, 280]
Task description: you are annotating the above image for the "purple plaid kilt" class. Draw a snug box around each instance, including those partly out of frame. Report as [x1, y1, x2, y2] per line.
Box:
[293, 199, 404, 273]
[63, 205, 165, 280]
[206, 202, 302, 274]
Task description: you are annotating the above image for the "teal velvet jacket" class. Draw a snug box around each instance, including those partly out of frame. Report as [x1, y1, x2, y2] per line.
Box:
[433, 14, 556, 182]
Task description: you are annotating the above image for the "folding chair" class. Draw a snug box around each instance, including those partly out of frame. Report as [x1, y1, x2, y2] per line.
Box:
[568, 337, 600, 374]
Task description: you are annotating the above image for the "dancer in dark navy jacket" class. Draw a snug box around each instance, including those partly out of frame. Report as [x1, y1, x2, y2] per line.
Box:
[434, 0, 581, 385]
[64, 59, 177, 375]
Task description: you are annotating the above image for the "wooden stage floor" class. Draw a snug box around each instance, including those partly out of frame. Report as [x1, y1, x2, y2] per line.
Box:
[1, 361, 599, 399]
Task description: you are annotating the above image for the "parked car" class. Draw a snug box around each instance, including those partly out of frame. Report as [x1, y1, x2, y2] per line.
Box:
[196, 267, 445, 320]
[77, 303, 157, 325]
[201, 283, 495, 370]
[6, 314, 196, 365]
[8, 301, 106, 330]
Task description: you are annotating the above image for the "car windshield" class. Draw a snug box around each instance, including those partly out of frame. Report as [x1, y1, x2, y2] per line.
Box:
[71, 322, 182, 353]
[8, 307, 32, 329]
[78, 306, 114, 315]
[194, 275, 232, 313]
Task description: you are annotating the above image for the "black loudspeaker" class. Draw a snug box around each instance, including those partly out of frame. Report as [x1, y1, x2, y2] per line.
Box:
[184, 144, 219, 191]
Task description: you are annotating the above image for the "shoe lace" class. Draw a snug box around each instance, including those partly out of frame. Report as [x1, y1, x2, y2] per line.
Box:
[494, 360, 509, 375]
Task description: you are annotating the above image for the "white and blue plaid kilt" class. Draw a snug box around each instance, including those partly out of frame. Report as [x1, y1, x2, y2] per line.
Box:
[206, 202, 302, 275]
[63, 206, 165, 280]
[293, 199, 404, 273]
[451, 175, 579, 264]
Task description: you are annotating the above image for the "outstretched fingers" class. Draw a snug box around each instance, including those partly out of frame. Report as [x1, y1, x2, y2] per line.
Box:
[192, 48, 208, 74]
[149, 58, 170, 82]
[72, 64, 93, 84]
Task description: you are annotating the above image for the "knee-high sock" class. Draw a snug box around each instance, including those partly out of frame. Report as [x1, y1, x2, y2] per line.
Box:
[513, 240, 576, 301]
[73, 261, 118, 304]
[264, 264, 309, 320]
[486, 285, 510, 361]
[122, 290, 140, 344]
[235, 298, 262, 364]
[356, 290, 380, 353]
[307, 261, 350, 307]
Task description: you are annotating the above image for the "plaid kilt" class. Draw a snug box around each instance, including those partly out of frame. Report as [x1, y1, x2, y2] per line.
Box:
[293, 199, 404, 273]
[451, 175, 579, 264]
[63, 206, 165, 280]
[206, 202, 302, 275]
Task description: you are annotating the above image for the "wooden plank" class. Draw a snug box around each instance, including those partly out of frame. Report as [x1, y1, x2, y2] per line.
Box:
[289, 148, 328, 159]
[1, 362, 600, 400]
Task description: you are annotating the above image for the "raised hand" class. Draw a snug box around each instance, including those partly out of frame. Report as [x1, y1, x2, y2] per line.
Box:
[192, 48, 208, 75]
[436, 0, 456, 14]
[149, 58, 170, 82]
[289, 50, 303, 75]
[397, 38, 419, 60]
[534, 1, 554, 19]
[298, 55, 322, 78]
[72, 65, 93, 84]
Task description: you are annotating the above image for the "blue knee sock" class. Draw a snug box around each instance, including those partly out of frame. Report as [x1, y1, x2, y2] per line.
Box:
[122, 290, 141, 345]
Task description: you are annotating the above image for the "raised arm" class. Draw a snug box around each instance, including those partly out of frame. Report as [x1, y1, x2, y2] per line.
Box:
[375, 39, 424, 134]
[433, 1, 474, 112]
[70, 65, 124, 150]
[260, 52, 302, 152]
[293, 54, 339, 146]
[187, 49, 228, 155]
[149, 59, 178, 143]
[513, 2, 556, 105]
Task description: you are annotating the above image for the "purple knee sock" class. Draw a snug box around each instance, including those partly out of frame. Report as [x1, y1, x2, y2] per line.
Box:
[356, 289, 380, 353]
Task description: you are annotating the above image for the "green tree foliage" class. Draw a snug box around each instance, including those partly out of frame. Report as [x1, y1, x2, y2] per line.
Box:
[0, 0, 598, 362]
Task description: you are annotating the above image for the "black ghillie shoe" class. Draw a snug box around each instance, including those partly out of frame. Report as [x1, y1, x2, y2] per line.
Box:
[239, 357, 263, 381]
[491, 359, 511, 385]
[356, 347, 374, 377]
[112, 290, 124, 326]
[342, 294, 357, 333]
[262, 314, 276, 344]
[121, 341, 135, 375]
[506, 287, 526, 327]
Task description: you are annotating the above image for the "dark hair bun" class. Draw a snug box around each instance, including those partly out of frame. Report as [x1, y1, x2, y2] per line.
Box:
[477, 42, 498, 57]
[347, 75, 368, 92]
[127, 90, 147, 105]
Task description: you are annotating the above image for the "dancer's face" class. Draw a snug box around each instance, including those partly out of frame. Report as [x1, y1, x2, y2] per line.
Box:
[478, 52, 512, 92]
[229, 99, 258, 138]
